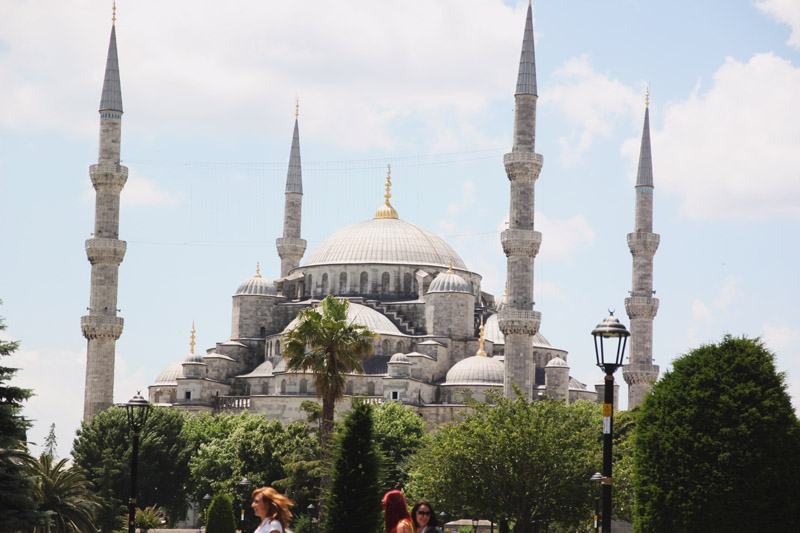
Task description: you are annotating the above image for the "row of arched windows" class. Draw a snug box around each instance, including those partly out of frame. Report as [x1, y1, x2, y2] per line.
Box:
[306, 271, 419, 297]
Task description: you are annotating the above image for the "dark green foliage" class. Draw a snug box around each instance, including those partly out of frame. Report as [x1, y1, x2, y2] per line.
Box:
[71, 406, 191, 530]
[372, 400, 427, 490]
[322, 399, 383, 533]
[43, 423, 58, 460]
[634, 335, 800, 532]
[206, 493, 237, 533]
[0, 306, 46, 531]
[407, 394, 602, 533]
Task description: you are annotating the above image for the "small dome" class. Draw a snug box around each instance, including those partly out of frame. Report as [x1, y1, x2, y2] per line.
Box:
[389, 352, 411, 364]
[546, 356, 568, 368]
[427, 271, 471, 294]
[445, 355, 504, 385]
[184, 352, 205, 364]
[154, 361, 184, 385]
[235, 275, 277, 296]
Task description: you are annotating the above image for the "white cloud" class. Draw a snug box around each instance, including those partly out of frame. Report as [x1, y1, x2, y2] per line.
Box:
[122, 174, 186, 208]
[541, 55, 642, 164]
[447, 181, 477, 215]
[635, 53, 800, 221]
[755, 0, 800, 48]
[691, 299, 713, 323]
[714, 274, 740, 309]
[535, 212, 595, 262]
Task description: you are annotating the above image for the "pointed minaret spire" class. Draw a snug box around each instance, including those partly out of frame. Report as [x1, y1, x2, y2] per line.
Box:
[82, 9, 129, 421]
[515, 1, 538, 96]
[499, 3, 544, 400]
[623, 91, 660, 408]
[276, 102, 307, 278]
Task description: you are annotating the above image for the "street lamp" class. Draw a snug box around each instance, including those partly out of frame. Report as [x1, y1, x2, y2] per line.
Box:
[590, 472, 602, 533]
[472, 518, 479, 533]
[238, 477, 252, 531]
[125, 391, 152, 533]
[592, 312, 629, 533]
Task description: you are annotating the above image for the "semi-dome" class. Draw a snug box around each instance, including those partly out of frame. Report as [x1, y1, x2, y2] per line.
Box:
[240, 360, 274, 378]
[235, 273, 277, 296]
[445, 355, 504, 385]
[282, 301, 403, 337]
[153, 361, 184, 385]
[303, 217, 467, 270]
[427, 270, 471, 294]
[389, 352, 411, 364]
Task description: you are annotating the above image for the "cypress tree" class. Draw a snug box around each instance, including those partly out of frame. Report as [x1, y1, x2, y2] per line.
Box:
[322, 398, 383, 533]
[206, 493, 237, 533]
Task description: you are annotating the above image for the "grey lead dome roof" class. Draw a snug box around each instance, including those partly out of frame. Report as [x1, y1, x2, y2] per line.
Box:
[282, 301, 402, 337]
[427, 271, 471, 294]
[235, 276, 277, 296]
[153, 361, 183, 385]
[303, 217, 467, 270]
[445, 355, 504, 385]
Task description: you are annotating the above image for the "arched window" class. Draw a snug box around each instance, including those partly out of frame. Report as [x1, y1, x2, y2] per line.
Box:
[280, 380, 286, 394]
[367, 382, 375, 396]
[339, 272, 347, 294]
[275, 341, 281, 355]
[396, 341, 404, 353]
[261, 382, 269, 394]
[306, 274, 313, 296]
[322, 273, 329, 294]
[381, 339, 390, 354]
[381, 272, 390, 294]
[346, 381, 354, 395]
[404, 273, 412, 294]
[260, 326, 266, 337]
[299, 379, 308, 394]
[360, 271, 369, 293]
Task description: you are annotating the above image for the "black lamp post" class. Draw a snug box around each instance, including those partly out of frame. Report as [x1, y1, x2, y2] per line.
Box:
[591, 312, 629, 533]
[472, 518, 479, 533]
[125, 392, 152, 533]
[238, 477, 252, 531]
[590, 471, 602, 533]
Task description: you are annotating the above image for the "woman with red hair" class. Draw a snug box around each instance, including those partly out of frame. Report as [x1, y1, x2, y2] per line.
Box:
[383, 490, 414, 533]
[250, 486, 294, 533]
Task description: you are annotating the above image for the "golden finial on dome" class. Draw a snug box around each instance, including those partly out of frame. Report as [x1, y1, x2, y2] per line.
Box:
[646, 85, 650, 108]
[447, 259, 454, 274]
[374, 164, 399, 219]
[190, 321, 196, 355]
[112, 0, 117, 24]
[295, 96, 299, 119]
[255, 262, 261, 278]
[476, 316, 487, 357]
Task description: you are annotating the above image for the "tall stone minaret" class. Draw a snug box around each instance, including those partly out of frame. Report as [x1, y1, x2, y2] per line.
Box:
[276, 101, 306, 277]
[498, 1, 543, 400]
[623, 91, 660, 408]
[82, 8, 128, 421]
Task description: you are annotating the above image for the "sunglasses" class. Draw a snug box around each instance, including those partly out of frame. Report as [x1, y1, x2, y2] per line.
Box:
[416, 511, 431, 516]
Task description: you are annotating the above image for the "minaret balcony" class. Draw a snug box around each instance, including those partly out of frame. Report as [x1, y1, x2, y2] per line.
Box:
[90, 163, 128, 192]
[81, 315, 124, 340]
[627, 232, 660, 255]
[501, 229, 542, 257]
[497, 309, 541, 336]
[622, 363, 660, 385]
[276, 237, 307, 258]
[85, 238, 127, 265]
[504, 152, 543, 181]
[625, 297, 659, 319]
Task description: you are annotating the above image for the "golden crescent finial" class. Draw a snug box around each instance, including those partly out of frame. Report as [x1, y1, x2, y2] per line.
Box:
[255, 262, 261, 278]
[646, 85, 650, 108]
[374, 164, 399, 219]
[112, 0, 117, 24]
[503, 281, 508, 296]
[295, 96, 299, 119]
[476, 315, 487, 356]
[190, 321, 196, 355]
[447, 259, 454, 274]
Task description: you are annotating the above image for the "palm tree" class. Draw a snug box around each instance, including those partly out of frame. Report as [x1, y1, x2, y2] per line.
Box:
[24, 452, 100, 532]
[283, 295, 377, 447]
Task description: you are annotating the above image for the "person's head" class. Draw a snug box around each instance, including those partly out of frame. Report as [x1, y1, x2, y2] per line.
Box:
[382, 490, 411, 532]
[411, 501, 440, 529]
[251, 487, 294, 528]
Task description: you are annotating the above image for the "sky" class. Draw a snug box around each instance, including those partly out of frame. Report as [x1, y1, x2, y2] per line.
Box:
[1, 0, 799, 460]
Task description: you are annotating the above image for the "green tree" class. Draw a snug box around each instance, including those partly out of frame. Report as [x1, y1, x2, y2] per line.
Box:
[372, 399, 427, 491]
[24, 452, 100, 532]
[283, 295, 377, 447]
[0, 305, 46, 531]
[407, 395, 601, 533]
[634, 335, 800, 532]
[322, 399, 383, 533]
[71, 406, 192, 530]
[43, 423, 58, 460]
[135, 505, 166, 533]
[206, 493, 237, 533]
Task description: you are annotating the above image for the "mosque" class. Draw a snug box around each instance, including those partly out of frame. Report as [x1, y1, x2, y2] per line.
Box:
[82, 3, 660, 425]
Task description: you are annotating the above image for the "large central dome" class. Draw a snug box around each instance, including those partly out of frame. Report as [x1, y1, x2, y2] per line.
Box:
[303, 217, 467, 270]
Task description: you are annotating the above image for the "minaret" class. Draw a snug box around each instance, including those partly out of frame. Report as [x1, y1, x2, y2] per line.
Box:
[498, 1, 543, 400]
[276, 100, 307, 277]
[82, 4, 128, 421]
[623, 89, 660, 408]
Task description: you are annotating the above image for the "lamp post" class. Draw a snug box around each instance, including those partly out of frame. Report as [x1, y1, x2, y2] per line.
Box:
[238, 477, 252, 532]
[590, 472, 602, 533]
[591, 312, 629, 533]
[125, 392, 152, 533]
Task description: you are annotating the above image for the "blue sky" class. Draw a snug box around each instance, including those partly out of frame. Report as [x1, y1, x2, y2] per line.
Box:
[1, 0, 799, 459]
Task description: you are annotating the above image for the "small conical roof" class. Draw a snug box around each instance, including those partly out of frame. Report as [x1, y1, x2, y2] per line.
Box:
[636, 106, 654, 187]
[515, 2, 538, 96]
[99, 25, 123, 112]
[286, 118, 303, 194]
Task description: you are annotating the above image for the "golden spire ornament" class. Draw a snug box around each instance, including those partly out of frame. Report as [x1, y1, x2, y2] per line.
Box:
[190, 322, 196, 354]
[374, 164, 399, 219]
[255, 262, 262, 278]
[646, 85, 650, 108]
[476, 316, 487, 357]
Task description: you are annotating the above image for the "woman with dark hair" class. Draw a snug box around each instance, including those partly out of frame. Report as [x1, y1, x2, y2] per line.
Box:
[250, 486, 294, 533]
[411, 501, 442, 533]
[382, 490, 414, 533]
